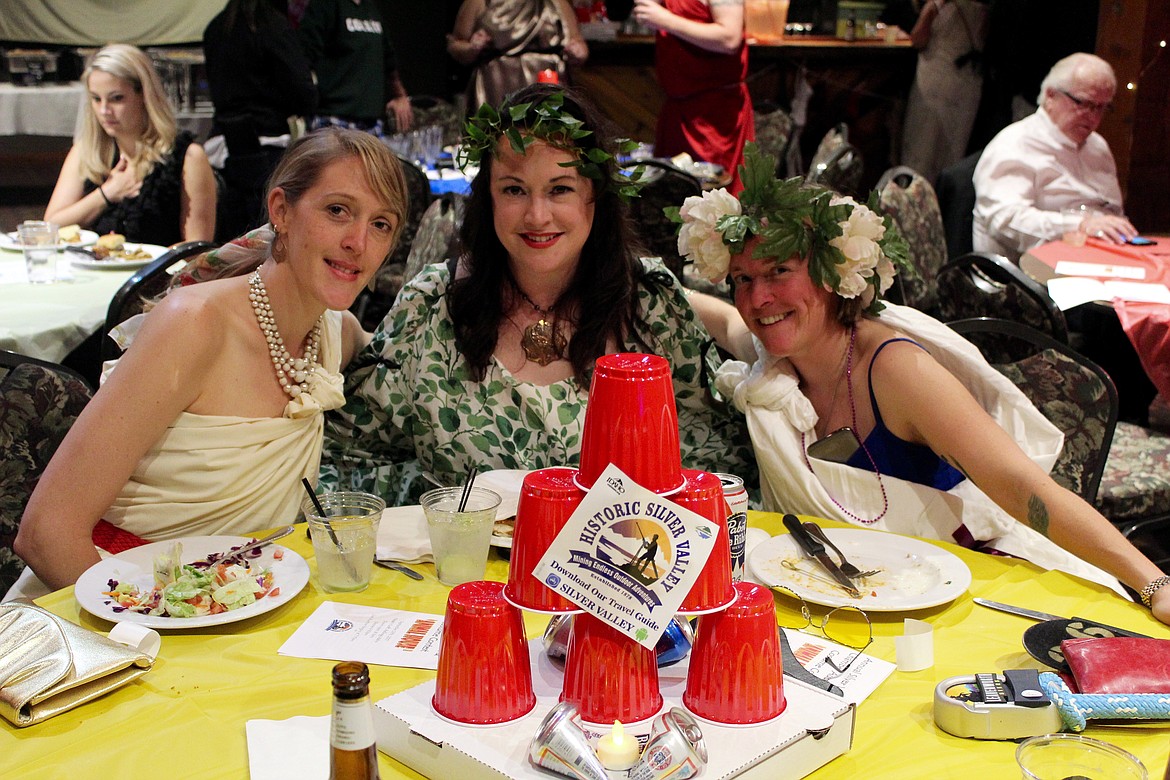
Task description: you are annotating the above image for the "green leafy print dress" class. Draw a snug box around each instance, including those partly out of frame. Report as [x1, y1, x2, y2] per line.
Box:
[321, 258, 756, 506]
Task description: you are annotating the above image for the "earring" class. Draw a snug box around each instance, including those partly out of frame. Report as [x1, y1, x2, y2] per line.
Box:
[271, 226, 287, 264]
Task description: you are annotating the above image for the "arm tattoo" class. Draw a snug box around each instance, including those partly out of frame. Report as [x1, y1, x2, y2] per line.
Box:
[1026, 494, 1051, 537]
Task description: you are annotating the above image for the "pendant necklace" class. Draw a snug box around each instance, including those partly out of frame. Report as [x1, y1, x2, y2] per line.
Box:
[513, 284, 567, 367]
[248, 270, 322, 399]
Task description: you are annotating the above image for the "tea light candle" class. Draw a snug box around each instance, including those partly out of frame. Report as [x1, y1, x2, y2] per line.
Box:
[596, 720, 640, 770]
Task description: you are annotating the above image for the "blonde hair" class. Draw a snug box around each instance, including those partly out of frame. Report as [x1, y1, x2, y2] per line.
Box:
[77, 44, 177, 185]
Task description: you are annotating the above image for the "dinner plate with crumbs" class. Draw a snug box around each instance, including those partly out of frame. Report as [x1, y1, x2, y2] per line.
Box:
[67, 243, 166, 270]
[75, 535, 309, 629]
[1, 228, 99, 251]
[747, 527, 972, 611]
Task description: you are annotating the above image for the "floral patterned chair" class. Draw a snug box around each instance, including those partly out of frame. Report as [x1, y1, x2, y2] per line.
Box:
[1097, 423, 1170, 524]
[753, 101, 793, 175]
[949, 318, 1116, 504]
[627, 159, 702, 280]
[0, 351, 94, 595]
[806, 123, 863, 197]
[936, 252, 1068, 358]
[877, 166, 948, 315]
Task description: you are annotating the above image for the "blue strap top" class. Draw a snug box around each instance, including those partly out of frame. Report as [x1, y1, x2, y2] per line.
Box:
[844, 338, 967, 491]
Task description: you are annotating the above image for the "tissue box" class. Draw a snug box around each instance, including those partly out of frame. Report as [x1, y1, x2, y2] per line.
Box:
[374, 639, 855, 779]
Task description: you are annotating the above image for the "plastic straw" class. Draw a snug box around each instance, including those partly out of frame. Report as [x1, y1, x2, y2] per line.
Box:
[301, 477, 344, 551]
[457, 465, 479, 512]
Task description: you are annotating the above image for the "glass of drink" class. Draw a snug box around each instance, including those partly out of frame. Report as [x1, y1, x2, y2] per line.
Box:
[1061, 205, 1090, 246]
[1016, 734, 1146, 780]
[420, 486, 500, 587]
[303, 491, 384, 593]
[18, 220, 58, 284]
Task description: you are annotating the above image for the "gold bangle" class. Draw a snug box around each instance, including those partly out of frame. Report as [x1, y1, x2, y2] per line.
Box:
[1139, 575, 1170, 608]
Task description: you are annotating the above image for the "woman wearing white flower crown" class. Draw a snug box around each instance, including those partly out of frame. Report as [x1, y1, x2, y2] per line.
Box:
[675, 144, 1170, 624]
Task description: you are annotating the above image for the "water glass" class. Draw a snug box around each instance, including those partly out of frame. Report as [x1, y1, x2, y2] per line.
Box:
[303, 491, 384, 593]
[1061, 205, 1090, 246]
[421, 487, 500, 586]
[18, 221, 57, 284]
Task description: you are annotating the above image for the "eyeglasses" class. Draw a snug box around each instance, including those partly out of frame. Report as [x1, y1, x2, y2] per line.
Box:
[773, 585, 873, 673]
[1058, 89, 1113, 114]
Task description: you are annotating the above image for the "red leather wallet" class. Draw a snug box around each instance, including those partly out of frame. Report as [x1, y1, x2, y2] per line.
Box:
[1061, 637, 1170, 694]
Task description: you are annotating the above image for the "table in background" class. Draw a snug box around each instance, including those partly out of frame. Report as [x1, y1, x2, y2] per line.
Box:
[5, 512, 1169, 779]
[1022, 236, 1170, 406]
[0, 249, 138, 362]
[0, 82, 83, 137]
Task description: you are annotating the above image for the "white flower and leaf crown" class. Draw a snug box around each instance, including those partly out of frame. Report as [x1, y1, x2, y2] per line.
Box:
[667, 143, 912, 315]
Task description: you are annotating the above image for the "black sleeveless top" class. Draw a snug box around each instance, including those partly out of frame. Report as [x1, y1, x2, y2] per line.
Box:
[84, 131, 196, 247]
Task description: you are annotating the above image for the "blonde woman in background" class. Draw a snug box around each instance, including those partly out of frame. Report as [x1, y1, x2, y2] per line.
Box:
[45, 43, 216, 245]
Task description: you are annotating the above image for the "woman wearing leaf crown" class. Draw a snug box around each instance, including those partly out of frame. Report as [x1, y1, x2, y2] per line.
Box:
[676, 143, 1170, 623]
[322, 84, 756, 505]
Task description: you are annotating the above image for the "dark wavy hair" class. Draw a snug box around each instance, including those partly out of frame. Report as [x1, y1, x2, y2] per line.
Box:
[449, 83, 659, 386]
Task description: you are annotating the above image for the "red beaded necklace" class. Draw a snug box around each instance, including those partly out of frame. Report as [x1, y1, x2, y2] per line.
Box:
[800, 324, 889, 524]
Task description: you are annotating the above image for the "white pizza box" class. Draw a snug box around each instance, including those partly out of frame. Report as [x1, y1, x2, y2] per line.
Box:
[374, 639, 854, 780]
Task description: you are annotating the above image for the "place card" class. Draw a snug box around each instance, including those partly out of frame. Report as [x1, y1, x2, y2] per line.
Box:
[782, 629, 894, 705]
[1046, 277, 1170, 310]
[277, 601, 443, 670]
[532, 463, 717, 650]
[1054, 260, 1145, 280]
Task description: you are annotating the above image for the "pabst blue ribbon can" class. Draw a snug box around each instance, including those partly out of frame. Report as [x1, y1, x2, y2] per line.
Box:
[628, 708, 708, 780]
[716, 473, 748, 582]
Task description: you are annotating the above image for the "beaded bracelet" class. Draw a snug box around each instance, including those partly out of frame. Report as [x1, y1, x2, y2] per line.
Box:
[98, 186, 112, 205]
[1139, 575, 1170, 608]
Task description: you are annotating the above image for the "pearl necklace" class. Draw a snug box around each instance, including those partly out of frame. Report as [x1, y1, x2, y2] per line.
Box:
[248, 270, 322, 399]
[800, 324, 888, 524]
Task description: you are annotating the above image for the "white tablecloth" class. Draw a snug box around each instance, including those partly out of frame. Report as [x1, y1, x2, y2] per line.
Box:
[0, 81, 84, 137]
[0, 248, 139, 362]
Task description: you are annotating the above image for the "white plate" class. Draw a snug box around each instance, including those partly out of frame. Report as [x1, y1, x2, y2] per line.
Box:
[747, 527, 971, 611]
[67, 243, 167, 270]
[75, 535, 309, 629]
[1, 228, 99, 251]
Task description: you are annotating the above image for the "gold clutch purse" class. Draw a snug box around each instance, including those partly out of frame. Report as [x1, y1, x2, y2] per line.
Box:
[0, 602, 153, 727]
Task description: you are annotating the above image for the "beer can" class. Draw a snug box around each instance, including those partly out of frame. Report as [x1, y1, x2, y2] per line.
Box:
[716, 473, 748, 582]
[628, 708, 707, 780]
[528, 701, 610, 780]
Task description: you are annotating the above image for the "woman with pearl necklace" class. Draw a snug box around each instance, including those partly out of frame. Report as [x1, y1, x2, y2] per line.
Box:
[12, 129, 409, 596]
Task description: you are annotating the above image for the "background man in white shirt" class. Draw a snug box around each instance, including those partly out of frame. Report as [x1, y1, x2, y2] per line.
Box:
[972, 52, 1137, 262]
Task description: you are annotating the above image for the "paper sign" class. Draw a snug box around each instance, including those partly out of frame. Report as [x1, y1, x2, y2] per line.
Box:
[782, 628, 894, 705]
[1054, 260, 1145, 280]
[278, 601, 443, 669]
[531, 463, 717, 650]
[1046, 277, 1170, 310]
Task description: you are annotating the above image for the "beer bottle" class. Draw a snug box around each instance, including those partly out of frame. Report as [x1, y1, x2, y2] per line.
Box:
[329, 661, 380, 780]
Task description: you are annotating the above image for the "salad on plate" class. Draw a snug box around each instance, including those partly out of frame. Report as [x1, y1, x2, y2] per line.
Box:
[102, 541, 280, 618]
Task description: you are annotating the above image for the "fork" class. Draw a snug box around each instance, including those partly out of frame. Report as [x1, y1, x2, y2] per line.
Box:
[802, 522, 880, 579]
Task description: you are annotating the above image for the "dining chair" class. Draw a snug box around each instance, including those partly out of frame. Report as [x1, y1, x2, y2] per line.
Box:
[1096, 421, 1170, 527]
[948, 318, 1117, 505]
[626, 158, 702, 280]
[402, 192, 466, 288]
[936, 251, 1069, 353]
[100, 240, 218, 363]
[0, 350, 94, 595]
[876, 165, 948, 315]
[753, 100, 793, 176]
[935, 150, 981, 260]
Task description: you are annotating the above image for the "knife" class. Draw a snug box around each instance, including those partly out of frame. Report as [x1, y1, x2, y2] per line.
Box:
[782, 514, 861, 598]
[973, 598, 1149, 638]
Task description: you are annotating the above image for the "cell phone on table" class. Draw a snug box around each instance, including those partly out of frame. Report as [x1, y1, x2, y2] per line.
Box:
[1128, 236, 1155, 246]
[806, 426, 861, 464]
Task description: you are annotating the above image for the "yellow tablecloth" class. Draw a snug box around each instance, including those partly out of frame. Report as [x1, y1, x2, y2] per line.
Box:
[5, 513, 1169, 779]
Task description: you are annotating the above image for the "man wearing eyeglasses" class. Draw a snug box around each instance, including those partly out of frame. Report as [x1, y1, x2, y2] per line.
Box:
[972, 52, 1137, 262]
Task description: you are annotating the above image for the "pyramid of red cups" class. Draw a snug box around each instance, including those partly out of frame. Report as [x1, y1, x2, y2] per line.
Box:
[429, 352, 787, 759]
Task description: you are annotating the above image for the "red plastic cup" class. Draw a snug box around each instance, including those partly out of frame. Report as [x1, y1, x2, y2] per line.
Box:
[504, 467, 585, 613]
[577, 353, 685, 495]
[673, 469, 736, 614]
[432, 580, 536, 725]
[561, 612, 663, 724]
[536, 68, 560, 84]
[683, 581, 786, 724]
